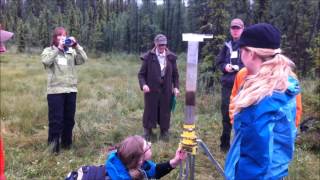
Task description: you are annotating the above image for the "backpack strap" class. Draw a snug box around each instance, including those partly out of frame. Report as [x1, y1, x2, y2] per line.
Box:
[66, 165, 110, 180]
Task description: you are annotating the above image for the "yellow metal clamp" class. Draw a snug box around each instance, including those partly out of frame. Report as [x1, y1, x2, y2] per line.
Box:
[180, 124, 197, 155]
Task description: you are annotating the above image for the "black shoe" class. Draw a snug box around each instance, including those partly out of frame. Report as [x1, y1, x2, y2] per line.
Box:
[160, 131, 169, 142]
[143, 128, 152, 141]
[220, 134, 230, 152]
[220, 144, 230, 153]
[48, 138, 60, 154]
[61, 143, 72, 150]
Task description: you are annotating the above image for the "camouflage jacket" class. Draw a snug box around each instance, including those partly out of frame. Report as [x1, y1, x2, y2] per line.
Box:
[41, 45, 87, 94]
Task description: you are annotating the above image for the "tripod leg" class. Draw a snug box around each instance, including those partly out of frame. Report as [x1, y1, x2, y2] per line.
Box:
[184, 156, 189, 180]
[189, 154, 195, 180]
[197, 139, 225, 177]
[178, 156, 189, 180]
[179, 161, 183, 179]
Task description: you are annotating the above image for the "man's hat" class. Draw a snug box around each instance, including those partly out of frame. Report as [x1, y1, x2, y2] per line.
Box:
[238, 23, 281, 49]
[154, 34, 167, 45]
[230, 18, 244, 28]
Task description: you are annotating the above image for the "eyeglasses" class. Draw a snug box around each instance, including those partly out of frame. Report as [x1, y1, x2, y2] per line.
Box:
[143, 142, 152, 154]
[231, 26, 242, 30]
[158, 44, 166, 47]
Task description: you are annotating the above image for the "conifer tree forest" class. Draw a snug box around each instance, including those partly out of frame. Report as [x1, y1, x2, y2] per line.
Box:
[0, 0, 319, 78]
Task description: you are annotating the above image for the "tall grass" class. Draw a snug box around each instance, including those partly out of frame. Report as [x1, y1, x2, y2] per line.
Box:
[0, 53, 319, 179]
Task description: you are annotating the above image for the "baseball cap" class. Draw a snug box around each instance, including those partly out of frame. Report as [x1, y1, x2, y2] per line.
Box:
[238, 23, 281, 49]
[230, 18, 244, 28]
[154, 34, 167, 45]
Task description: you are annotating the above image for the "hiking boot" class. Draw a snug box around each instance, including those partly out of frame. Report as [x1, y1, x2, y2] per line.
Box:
[160, 131, 170, 142]
[220, 134, 230, 152]
[143, 128, 153, 141]
[48, 137, 60, 154]
[220, 144, 230, 153]
[61, 143, 72, 150]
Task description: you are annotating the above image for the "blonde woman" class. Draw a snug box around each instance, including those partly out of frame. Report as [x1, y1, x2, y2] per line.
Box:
[225, 23, 300, 180]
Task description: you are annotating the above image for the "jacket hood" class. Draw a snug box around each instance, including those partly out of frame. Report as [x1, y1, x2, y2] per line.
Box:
[234, 76, 301, 130]
[286, 76, 300, 96]
[105, 152, 131, 180]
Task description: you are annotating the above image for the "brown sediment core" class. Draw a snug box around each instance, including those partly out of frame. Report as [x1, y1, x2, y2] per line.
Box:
[186, 91, 196, 105]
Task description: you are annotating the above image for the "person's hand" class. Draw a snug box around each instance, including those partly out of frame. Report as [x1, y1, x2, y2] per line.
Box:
[173, 88, 180, 96]
[143, 85, 150, 93]
[169, 147, 187, 168]
[225, 64, 234, 72]
[69, 36, 78, 47]
[175, 147, 187, 161]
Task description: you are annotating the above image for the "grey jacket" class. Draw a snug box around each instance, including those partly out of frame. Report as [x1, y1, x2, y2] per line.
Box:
[41, 45, 88, 94]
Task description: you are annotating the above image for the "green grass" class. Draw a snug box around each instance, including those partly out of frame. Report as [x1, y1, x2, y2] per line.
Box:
[0, 53, 319, 179]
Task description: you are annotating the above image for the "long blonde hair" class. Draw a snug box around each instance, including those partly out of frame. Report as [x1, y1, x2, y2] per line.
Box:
[233, 47, 296, 114]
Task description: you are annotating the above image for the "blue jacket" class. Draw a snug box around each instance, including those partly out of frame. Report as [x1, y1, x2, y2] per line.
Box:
[225, 77, 300, 180]
[105, 152, 157, 180]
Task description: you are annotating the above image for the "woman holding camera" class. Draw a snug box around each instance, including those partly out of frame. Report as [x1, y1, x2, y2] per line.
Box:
[41, 27, 87, 154]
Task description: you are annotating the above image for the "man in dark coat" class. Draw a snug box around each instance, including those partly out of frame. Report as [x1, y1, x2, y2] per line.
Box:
[138, 34, 180, 141]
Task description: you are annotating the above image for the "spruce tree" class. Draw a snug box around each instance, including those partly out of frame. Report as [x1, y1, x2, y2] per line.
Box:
[253, 0, 271, 23]
[68, 7, 81, 40]
[16, 18, 26, 53]
[38, 9, 51, 48]
[228, 0, 252, 25]
[199, 0, 230, 91]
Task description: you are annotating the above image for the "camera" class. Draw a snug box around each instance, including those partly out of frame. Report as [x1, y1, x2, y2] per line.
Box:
[63, 37, 74, 47]
[231, 65, 239, 71]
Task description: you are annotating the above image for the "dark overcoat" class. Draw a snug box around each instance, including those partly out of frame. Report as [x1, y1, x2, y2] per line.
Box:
[138, 48, 179, 130]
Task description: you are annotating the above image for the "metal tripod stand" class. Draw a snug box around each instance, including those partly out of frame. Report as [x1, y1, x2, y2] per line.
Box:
[178, 34, 224, 180]
[179, 138, 225, 179]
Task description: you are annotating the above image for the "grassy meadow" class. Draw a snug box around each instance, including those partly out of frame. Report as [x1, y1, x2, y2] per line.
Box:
[0, 52, 319, 179]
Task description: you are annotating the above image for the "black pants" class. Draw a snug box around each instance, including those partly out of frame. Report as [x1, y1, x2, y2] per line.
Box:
[47, 92, 77, 148]
[220, 86, 232, 148]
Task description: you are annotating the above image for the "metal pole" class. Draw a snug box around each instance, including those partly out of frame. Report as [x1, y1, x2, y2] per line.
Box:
[197, 139, 225, 177]
[179, 34, 215, 180]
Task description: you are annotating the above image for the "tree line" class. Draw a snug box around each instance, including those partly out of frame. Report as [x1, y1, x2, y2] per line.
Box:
[0, 0, 319, 79]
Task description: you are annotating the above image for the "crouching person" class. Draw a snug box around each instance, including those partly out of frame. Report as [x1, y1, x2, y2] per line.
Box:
[106, 135, 187, 179]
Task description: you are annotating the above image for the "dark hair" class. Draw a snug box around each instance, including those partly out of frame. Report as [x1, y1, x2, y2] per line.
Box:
[51, 27, 67, 47]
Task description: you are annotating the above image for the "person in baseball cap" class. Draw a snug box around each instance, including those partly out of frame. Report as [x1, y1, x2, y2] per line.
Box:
[154, 34, 167, 45]
[216, 18, 245, 152]
[225, 23, 300, 180]
[230, 18, 244, 29]
[138, 34, 180, 141]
